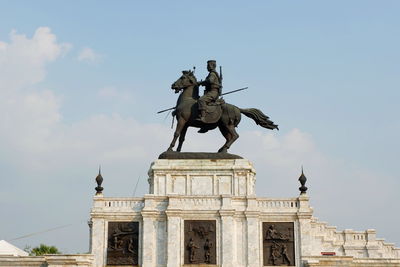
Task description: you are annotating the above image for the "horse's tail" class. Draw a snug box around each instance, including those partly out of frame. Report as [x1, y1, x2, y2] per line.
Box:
[239, 108, 279, 130]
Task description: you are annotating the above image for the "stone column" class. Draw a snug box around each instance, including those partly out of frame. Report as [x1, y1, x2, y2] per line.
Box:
[91, 217, 106, 267]
[245, 211, 260, 267]
[297, 193, 313, 267]
[87, 219, 93, 254]
[220, 209, 236, 266]
[166, 211, 182, 267]
[141, 194, 157, 267]
[141, 213, 156, 267]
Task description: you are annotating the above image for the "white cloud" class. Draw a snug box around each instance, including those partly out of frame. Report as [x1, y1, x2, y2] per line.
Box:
[77, 47, 101, 63]
[0, 27, 68, 170]
[0, 27, 70, 92]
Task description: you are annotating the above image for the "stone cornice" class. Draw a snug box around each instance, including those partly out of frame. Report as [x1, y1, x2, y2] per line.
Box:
[244, 210, 260, 218]
[219, 209, 236, 217]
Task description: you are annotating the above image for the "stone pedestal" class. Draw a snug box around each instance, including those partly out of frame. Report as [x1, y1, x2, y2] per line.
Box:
[148, 159, 256, 196]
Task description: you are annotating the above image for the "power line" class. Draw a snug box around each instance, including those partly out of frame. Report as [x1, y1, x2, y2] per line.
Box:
[132, 175, 141, 197]
[9, 223, 76, 241]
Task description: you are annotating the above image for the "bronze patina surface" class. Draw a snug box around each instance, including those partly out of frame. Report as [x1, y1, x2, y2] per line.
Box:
[197, 60, 222, 123]
[263, 222, 295, 266]
[159, 151, 242, 159]
[184, 220, 216, 265]
[167, 61, 278, 153]
[107, 222, 139, 266]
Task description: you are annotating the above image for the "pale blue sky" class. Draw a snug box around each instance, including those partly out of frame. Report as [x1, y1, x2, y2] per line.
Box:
[0, 1, 399, 253]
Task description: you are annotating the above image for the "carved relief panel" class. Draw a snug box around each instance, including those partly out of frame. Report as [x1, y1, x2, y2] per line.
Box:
[184, 220, 216, 265]
[263, 222, 295, 266]
[107, 221, 139, 266]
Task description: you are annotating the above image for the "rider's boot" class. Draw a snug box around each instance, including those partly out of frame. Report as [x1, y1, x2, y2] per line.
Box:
[198, 109, 209, 133]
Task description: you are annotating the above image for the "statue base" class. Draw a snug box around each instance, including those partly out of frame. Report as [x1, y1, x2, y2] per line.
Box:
[149, 158, 254, 196]
[158, 151, 242, 159]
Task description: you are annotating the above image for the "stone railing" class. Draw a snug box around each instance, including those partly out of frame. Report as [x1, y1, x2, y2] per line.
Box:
[92, 197, 145, 212]
[309, 217, 400, 259]
[257, 198, 299, 212]
[168, 195, 222, 210]
[92, 196, 305, 214]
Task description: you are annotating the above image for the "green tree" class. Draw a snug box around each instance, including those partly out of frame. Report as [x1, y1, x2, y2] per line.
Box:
[28, 244, 61, 256]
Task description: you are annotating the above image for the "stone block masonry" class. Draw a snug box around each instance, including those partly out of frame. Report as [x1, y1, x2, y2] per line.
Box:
[4, 158, 397, 267]
[88, 158, 400, 266]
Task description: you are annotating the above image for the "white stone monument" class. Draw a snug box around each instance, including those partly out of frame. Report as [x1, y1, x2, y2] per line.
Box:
[1, 157, 399, 267]
[88, 157, 400, 267]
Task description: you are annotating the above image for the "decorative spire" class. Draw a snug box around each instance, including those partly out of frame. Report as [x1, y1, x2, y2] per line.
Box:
[95, 166, 103, 195]
[298, 166, 308, 194]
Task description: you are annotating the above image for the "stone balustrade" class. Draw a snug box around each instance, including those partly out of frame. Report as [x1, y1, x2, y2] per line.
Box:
[257, 197, 299, 210]
[92, 195, 305, 214]
[308, 217, 400, 259]
[92, 197, 144, 212]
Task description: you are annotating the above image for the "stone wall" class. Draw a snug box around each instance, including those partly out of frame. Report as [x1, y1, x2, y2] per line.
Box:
[303, 256, 400, 267]
[90, 194, 400, 266]
[0, 254, 94, 267]
[90, 193, 309, 267]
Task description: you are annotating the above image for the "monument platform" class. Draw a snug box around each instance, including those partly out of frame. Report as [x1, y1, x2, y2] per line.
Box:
[87, 157, 400, 267]
[2, 157, 399, 266]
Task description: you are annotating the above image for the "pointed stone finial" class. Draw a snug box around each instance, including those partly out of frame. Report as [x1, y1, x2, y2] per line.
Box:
[95, 166, 103, 195]
[298, 166, 308, 194]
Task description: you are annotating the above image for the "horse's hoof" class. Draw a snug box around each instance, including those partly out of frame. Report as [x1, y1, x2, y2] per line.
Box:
[218, 147, 227, 153]
[167, 148, 173, 152]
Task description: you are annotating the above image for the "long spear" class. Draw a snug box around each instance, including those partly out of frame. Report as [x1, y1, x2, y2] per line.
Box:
[156, 87, 248, 114]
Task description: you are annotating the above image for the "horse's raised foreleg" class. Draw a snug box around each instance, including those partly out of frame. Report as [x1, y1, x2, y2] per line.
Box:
[176, 125, 188, 152]
[167, 118, 187, 152]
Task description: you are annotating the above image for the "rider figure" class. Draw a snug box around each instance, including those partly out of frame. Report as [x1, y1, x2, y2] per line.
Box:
[198, 60, 221, 122]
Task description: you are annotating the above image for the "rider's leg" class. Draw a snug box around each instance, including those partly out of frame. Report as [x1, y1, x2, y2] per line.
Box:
[198, 95, 207, 119]
[198, 91, 218, 121]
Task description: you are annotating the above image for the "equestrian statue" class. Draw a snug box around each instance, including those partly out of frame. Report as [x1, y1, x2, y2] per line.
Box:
[166, 60, 278, 153]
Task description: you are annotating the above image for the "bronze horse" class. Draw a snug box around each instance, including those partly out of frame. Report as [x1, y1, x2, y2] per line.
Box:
[168, 70, 278, 153]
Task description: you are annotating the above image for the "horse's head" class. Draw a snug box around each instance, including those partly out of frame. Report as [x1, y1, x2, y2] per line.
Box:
[171, 70, 197, 92]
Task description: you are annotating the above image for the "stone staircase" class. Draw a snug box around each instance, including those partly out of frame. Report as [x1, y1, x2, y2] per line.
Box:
[308, 217, 400, 259]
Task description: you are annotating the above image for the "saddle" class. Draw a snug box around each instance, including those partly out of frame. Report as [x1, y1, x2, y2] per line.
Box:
[200, 98, 225, 124]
